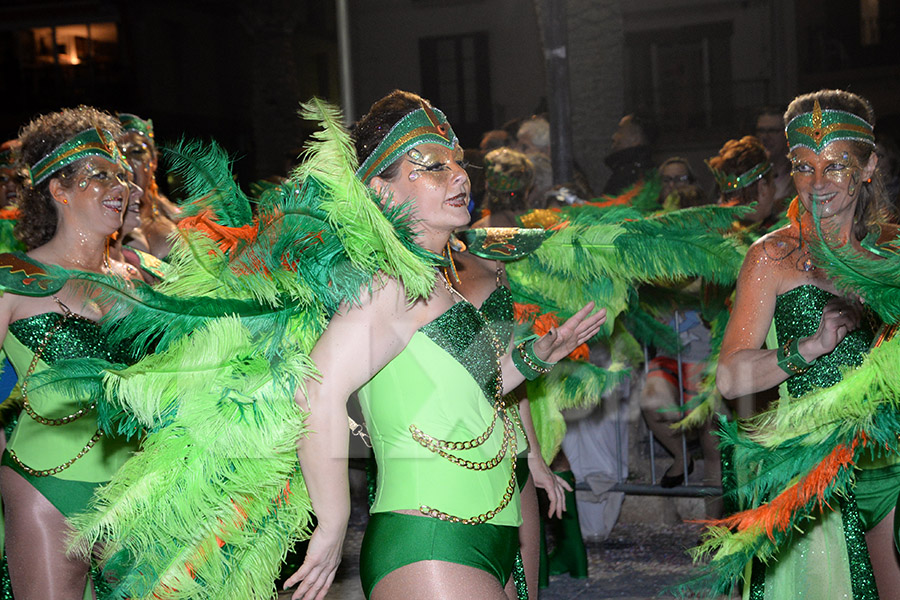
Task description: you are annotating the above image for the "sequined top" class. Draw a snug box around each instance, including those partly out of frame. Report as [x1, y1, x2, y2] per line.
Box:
[357, 294, 524, 527]
[774, 285, 877, 398]
[3, 312, 139, 483]
[479, 285, 515, 345]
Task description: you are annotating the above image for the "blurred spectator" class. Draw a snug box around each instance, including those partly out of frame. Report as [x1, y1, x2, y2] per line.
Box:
[657, 157, 699, 204]
[603, 112, 658, 195]
[0, 140, 26, 210]
[707, 135, 778, 228]
[479, 129, 511, 153]
[482, 147, 536, 224]
[753, 106, 795, 202]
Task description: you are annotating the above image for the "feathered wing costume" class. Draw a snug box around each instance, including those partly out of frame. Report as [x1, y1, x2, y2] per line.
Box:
[682, 216, 900, 597]
[37, 102, 746, 597]
[29, 100, 438, 600]
[504, 201, 749, 461]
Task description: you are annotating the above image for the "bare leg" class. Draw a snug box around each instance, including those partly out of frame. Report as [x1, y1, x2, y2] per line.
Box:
[0, 466, 92, 600]
[866, 507, 900, 599]
[373, 560, 509, 600]
[640, 377, 687, 477]
[504, 475, 539, 599]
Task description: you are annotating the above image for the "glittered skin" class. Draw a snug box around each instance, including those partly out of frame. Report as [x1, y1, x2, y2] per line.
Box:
[774, 284, 876, 397]
[790, 142, 871, 223]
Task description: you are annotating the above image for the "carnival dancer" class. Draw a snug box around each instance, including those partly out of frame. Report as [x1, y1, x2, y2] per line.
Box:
[707, 89, 900, 598]
[283, 90, 605, 600]
[0, 107, 142, 599]
[117, 113, 181, 259]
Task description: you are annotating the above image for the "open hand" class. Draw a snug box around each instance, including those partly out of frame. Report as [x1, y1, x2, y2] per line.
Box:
[529, 454, 572, 518]
[532, 302, 606, 364]
[284, 524, 345, 600]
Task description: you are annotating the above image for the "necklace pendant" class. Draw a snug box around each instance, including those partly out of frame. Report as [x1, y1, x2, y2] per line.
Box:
[803, 257, 815, 271]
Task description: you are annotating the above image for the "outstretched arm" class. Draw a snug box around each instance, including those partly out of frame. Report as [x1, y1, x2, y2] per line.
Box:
[500, 301, 606, 394]
[285, 277, 414, 600]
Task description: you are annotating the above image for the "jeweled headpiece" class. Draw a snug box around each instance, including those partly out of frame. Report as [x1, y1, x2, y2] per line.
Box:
[30, 127, 130, 185]
[785, 99, 874, 154]
[706, 159, 771, 193]
[118, 113, 155, 140]
[356, 102, 458, 184]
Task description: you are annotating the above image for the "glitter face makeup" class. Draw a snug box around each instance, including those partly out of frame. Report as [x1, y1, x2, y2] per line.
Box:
[118, 131, 155, 195]
[60, 156, 130, 234]
[375, 143, 471, 246]
[404, 146, 468, 182]
[789, 141, 867, 222]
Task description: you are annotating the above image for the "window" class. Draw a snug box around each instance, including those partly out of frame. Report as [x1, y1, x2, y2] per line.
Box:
[625, 22, 743, 142]
[420, 32, 492, 147]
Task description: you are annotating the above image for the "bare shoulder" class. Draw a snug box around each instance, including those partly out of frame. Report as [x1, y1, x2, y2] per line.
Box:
[330, 273, 434, 343]
[743, 226, 799, 274]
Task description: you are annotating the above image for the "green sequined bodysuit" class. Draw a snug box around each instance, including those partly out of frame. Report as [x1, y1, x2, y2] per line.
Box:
[748, 284, 879, 600]
[1, 312, 139, 517]
[358, 288, 525, 527]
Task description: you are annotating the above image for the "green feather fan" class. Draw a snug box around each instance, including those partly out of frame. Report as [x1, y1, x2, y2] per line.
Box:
[161, 138, 254, 227]
[509, 203, 746, 461]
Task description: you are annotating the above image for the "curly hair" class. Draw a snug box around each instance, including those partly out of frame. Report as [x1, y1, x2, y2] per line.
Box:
[15, 106, 123, 249]
[707, 136, 771, 205]
[352, 90, 431, 182]
[784, 89, 885, 240]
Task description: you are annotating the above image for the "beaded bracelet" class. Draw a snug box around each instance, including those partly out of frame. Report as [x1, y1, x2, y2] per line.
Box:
[512, 336, 556, 380]
[776, 338, 815, 375]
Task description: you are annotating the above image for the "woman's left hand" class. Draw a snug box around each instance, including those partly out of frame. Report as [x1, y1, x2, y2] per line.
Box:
[533, 302, 606, 364]
[528, 453, 572, 518]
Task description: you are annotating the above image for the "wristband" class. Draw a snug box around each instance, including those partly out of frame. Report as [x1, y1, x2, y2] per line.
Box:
[776, 338, 815, 375]
[512, 336, 556, 380]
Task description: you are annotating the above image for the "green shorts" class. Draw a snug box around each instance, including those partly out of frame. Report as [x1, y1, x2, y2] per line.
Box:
[854, 461, 900, 550]
[360, 511, 518, 598]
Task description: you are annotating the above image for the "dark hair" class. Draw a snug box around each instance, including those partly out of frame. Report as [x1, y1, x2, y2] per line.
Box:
[353, 90, 430, 182]
[629, 112, 659, 146]
[707, 136, 771, 205]
[785, 89, 884, 240]
[15, 106, 123, 249]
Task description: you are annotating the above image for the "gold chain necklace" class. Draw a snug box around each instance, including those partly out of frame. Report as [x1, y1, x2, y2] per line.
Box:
[9, 297, 102, 477]
[410, 269, 519, 524]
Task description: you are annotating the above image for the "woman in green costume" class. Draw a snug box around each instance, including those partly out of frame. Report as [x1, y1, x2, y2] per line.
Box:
[0, 107, 142, 599]
[716, 89, 900, 598]
[116, 112, 181, 259]
[283, 90, 605, 600]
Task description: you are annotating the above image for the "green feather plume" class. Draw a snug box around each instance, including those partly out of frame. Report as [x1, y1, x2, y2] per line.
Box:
[67, 318, 314, 600]
[161, 138, 254, 227]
